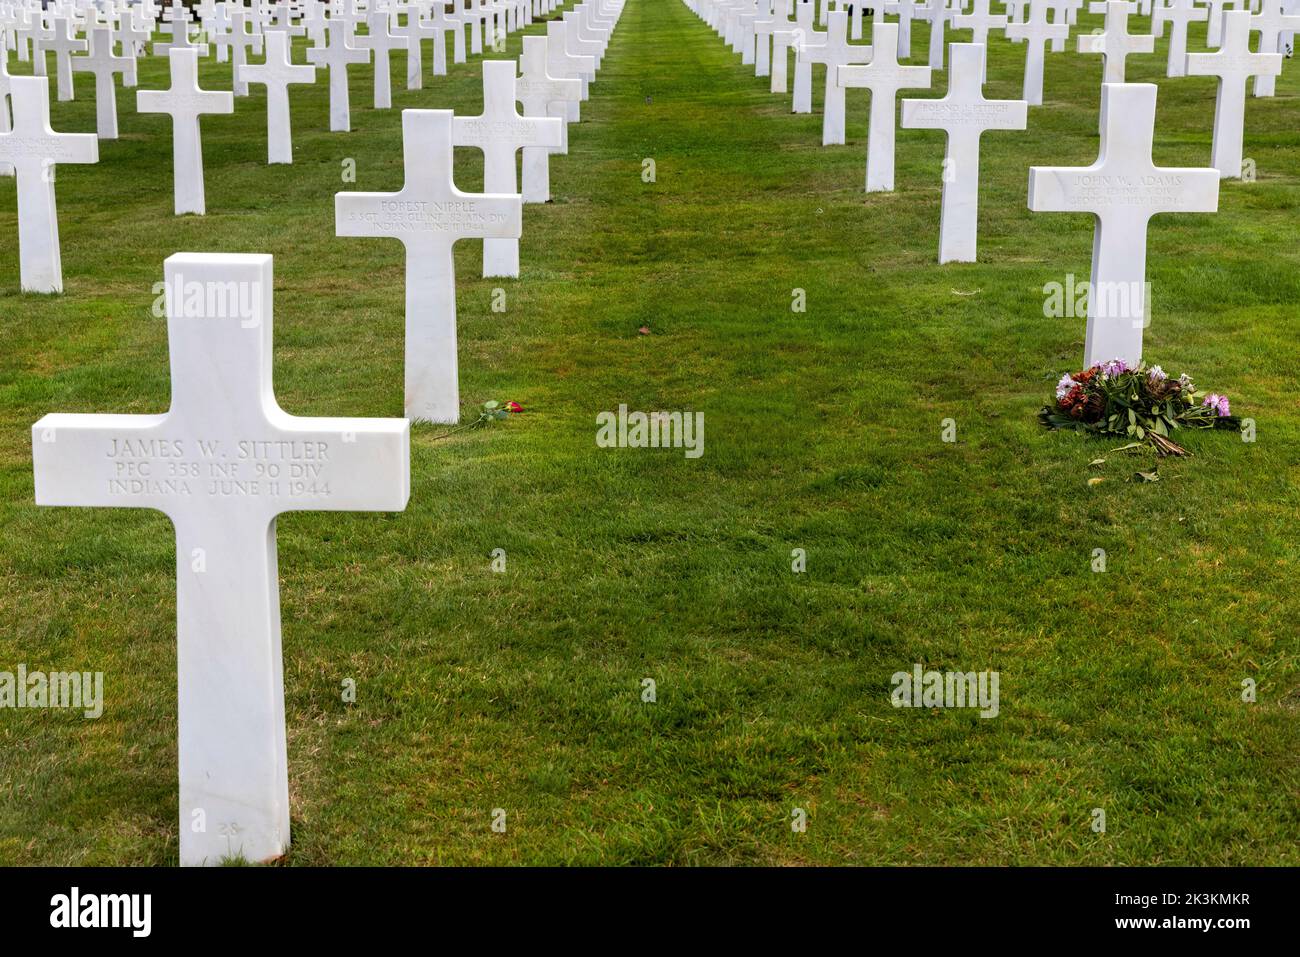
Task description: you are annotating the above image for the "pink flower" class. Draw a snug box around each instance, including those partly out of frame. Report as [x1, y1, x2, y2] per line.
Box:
[1203, 394, 1230, 417]
[506, 401, 523, 413]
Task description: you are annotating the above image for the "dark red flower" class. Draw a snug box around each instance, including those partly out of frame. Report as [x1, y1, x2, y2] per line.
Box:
[1059, 385, 1086, 411]
[506, 401, 522, 413]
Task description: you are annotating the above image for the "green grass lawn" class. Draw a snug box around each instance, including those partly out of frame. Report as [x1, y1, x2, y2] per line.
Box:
[1, 0, 1297, 865]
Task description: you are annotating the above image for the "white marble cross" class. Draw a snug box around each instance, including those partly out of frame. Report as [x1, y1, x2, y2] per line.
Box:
[239, 29, 317, 164]
[546, 20, 595, 122]
[0, 76, 98, 292]
[156, 0, 210, 58]
[1006, 0, 1030, 36]
[755, 0, 795, 89]
[472, 1, 496, 53]
[953, 0, 1008, 48]
[770, 2, 802, 94]
[517, 34, 581, 202]
[216, 11, 265, 97]
[120, 11, 152, 88]
[1162, 0, 1208, 77]
[358, 11, 408, 109]
[1005, 0, 1068, 104]
[335, 109, 522, 423]
[791, 0, 822, 114]
[1187, 9, 1282, 178]
[1047, 0, 1076, 51]
[1205, 0, 1230, 47]
[48, 18, 87, 102]
[556, 15, 602, 87]
[1028, 83, 1220, 366]
[888, 0, 922, 57]
[454, 60, 562, 277]
[444, 1, 472, 64]
[71, 27, 127, 139]
[397, 8, 431, 90]
[750, 0, 777, 76]
[307, 18, 370, 131]
[1250, 0, 1300, 96]
[1078, 0, 1154, 82]
[921, 0, 955, 71]
[838, 22, 932, 192]
[32, 251, 410, 867]
[272, 0, 307, 36]
[304, 0, 330, 45]
[901, 42, 1026, 262]
[137, 48, 235, 215]
[209, 2, 234, 62]
[0, 36, 12, 178]
[426, 3, 458, 76]
[803, 10, 871, 145]
[23, 14, 51, 78]
[162, 0, 195, 37]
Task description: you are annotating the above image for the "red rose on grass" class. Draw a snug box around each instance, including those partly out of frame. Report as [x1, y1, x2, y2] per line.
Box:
[506, 401, 522, 413]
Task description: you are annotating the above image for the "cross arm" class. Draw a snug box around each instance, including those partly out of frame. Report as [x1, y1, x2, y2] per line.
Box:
[33, 412, 172, 509]
[518, 75, 583, 106]
[51, 130, 100, 166]
[260, 410, 410, 513]
[334, 188, 524, 249]
[1028, 164, 1098, 213]
[452, 114, 565, 151]
[135, 90, 172, 113]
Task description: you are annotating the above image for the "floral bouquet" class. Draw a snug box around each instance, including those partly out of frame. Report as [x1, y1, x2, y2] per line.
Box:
[1039, 360, 1239, 456]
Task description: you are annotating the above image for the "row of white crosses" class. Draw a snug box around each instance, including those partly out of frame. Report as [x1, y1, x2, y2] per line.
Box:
[687, 0, 1291, 367]
[0, 0, 576, 145]
[298, 0, 593, 132]
[699, 0, 1297, 132]
[18, 0, 619, 870]
[0, 0, 598, 289]
[335, 1, 617, 424]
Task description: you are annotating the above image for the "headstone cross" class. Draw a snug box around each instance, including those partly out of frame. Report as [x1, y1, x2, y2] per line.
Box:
[453, 60, 562, 277]
[137, 48, 235, 215]
[334, 109, 522, 423]
[1028, 83, 1220, 366]
[0, 76, 99, 292]
[838, 22, 932, 192]
[901, 42, 1027, 262]
[32, 251, 410, 867]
